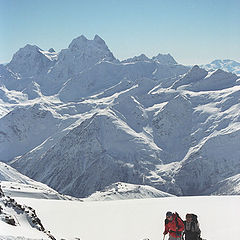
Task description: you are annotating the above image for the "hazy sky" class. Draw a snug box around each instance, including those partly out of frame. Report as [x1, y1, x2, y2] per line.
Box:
[0, 0, 240, 65]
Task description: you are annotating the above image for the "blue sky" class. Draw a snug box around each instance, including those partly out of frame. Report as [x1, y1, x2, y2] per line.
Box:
[0, 0, 239, 65]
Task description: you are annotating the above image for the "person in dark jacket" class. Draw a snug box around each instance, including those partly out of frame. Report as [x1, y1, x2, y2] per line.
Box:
[163, 211, 184, 240]
[183, 214, 201, 240]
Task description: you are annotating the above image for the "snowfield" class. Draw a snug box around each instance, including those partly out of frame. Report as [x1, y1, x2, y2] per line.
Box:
[1, 166, 238, 240]
[13, 195, 240, 240]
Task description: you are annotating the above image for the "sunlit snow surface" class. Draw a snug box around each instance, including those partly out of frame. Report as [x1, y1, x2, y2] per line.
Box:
[12, 196, 240, 240]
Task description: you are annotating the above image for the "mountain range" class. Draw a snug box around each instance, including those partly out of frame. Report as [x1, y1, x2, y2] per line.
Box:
[0, 34, 240, 198]
[201, 59, 240, 75]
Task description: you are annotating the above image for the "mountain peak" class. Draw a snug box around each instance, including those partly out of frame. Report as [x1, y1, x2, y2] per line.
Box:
[48, 48, 56, 53]
[25, 44, 40, 48]
[186, 65, 208, 79]
[122, 54, 150, 63]
[93, 34, 106, 45]
[152, 53, 177, 64]
[68, 35, 88, 50]
[44, 34, 117, 89]
[18, 44, 42, 53]
[212, 68, 225, 74]
[8, 44, 42, 62]
[172, 65, 208, 89]
[208, 68, 238, 80]
[7, 44, 53, 77]
[67, 34, 114, 57]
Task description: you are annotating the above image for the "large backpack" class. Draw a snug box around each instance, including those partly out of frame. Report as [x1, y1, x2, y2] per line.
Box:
[165, 212, 183, 228]
[165, 212, 184, 238]
[175, 212, 184, 230]
[191, 214, 198, 224]
[164, 212, 183, 226]
[184, 213, 201, 239]
[188, 213, 198, 231]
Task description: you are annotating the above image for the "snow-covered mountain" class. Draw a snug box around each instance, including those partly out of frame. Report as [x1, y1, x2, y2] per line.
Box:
[121, 53, 151, 63]
[122, 53, 177, 65]
[152, 53, 178, 64]
[87, 182, 174, 201]
[201, 59, 240, 75]
[1, 34, 240, 198]
[206, 173, 240, 195]
[172, 65, 239, 91]
[7, 44, 56, 78]
[0, 103, 64, 162]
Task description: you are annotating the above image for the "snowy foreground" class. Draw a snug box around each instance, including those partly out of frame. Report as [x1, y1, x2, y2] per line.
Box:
[2, 195, 237, 240]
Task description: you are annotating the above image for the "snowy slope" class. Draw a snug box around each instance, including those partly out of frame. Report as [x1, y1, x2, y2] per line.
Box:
[12, 111, 164, 198]
[201, 59, 240, 75]
[0, 103, 63, 162]
[0, 162, 74, 200]
[13, 196, 240, 240]
[0, 187, 55, 239]
[207, 173, 240, 195]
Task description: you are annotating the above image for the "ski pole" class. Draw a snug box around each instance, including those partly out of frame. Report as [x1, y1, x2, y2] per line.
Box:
[163, 234, 166, 240]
